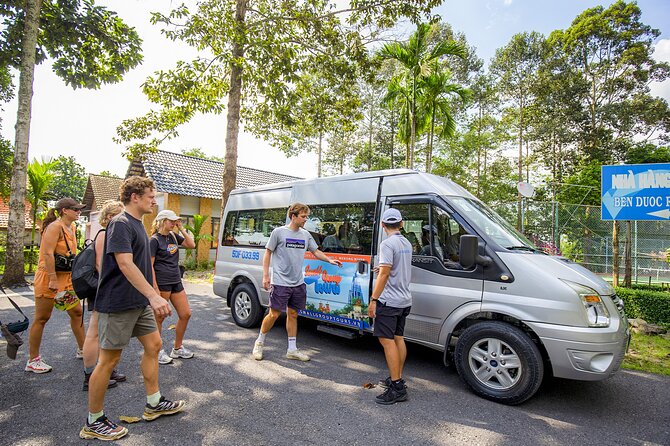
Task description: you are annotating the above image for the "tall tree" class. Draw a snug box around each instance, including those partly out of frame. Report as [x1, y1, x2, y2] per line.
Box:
[47, 155, 87, 201]
[1, 0, 142, 285]
[379, 22, 466, 169]
[490, 31, 546, 229]
[116, 0, 442, 220]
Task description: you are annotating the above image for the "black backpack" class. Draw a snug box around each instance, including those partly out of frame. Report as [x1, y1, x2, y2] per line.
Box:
[71, 229, 104, 300]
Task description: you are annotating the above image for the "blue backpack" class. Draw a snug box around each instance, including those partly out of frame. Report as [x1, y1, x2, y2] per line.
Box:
[71, 229, 104, 300]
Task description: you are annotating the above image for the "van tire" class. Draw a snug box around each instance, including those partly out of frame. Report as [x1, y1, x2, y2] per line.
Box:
[454, 321, 543, 405]
[231, 283, 264, 328]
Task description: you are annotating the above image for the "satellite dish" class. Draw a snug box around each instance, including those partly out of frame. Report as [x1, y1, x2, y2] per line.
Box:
[517, 182, 535, 198]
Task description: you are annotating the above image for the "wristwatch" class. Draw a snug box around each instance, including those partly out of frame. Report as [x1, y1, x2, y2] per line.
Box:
[371, 298, 379, 302]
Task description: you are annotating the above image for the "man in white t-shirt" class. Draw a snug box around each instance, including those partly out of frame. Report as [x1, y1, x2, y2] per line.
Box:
[252, 203, 342, 362]
[368, 208, 413, 405]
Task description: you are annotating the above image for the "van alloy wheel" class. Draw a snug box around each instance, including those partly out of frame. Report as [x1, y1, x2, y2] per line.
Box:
[454, 321, 544, 405]
[467, 338, 522, 390]
[230, 283, 264, 328]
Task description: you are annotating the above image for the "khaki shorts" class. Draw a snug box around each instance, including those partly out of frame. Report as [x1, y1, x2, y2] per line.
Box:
[98, 306, 157, 350]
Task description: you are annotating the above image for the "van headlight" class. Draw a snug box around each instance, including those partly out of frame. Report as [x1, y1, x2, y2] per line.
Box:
[561, 280, 610, 327]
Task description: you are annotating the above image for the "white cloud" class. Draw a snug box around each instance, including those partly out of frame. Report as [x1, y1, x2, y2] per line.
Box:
[503, 0, 513, 6]
[650, 39, 670, 101]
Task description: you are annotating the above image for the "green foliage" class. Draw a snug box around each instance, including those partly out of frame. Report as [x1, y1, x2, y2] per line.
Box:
[183, 214, 213, 261]
[616, 287, 670, 326]
[182, 258, 214, 271]
[0, 0, 142, 89]
[0, 139, 12, 199]
[47, 155, 87, 201]
[623, 331, 670, 376]
[97, 170, 120, 178]
[181, 148, 224, 163]
[27, 157, 57, 270]
[0, 248, 39, 274]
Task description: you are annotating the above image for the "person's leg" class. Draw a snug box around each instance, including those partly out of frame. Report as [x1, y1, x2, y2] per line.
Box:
[154, 290, 171, 334]
[379, 337, 402, 380]
[83, 311, 99, 371]
[137, 330, 162, 396]
[260, 307, 281, 333]
[169, 289, 191, 349]
[88, 348, 122, 413]
[285, 307, 298, 338]
[28, 297, 55, 360]
[394, 336, 407, 378]
[66, 300, 85, 350]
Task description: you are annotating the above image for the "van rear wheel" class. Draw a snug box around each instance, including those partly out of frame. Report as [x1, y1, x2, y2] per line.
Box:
[231, 283, 264, 328]
[454, 321, 543, 405]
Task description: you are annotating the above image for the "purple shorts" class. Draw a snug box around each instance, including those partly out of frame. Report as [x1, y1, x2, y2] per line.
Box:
[269, 284, 307, 311]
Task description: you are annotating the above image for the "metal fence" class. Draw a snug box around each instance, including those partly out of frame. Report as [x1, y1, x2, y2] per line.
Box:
[491, 200, 670, 285]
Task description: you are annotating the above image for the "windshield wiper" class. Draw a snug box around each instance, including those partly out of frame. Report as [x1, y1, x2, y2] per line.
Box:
[505, 245, 541, 253]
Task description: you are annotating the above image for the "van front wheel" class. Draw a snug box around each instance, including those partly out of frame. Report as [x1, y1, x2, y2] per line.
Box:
[454, 321, 543, 405]
[231, 283, 264, 328]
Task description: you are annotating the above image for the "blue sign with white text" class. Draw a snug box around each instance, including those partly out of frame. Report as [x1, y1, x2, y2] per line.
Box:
[601, 163, 670, 221]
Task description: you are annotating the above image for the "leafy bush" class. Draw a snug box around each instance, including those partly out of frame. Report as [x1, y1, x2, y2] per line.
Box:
[182, 258, 214, 271]
[0, 248, 39, 274]
[616, 287, 670, 326]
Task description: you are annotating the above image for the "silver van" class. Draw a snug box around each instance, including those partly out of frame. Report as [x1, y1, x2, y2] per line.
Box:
[214, 169, 629, 404]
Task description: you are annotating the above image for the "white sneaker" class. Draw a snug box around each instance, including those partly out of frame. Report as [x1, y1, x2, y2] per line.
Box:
[286, 349, 310, 362]
[170, 346, 194, 359]
[158, 349, 173, 365]
[25, 356, 53, 373]
[76, 348, 84, 359]
[252, 341, 264, 361]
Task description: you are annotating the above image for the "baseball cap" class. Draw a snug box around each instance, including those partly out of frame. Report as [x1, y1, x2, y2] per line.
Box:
[382, 208, 402, 224]
[55, 197, 85, 210]
[156, 209, 180, 221]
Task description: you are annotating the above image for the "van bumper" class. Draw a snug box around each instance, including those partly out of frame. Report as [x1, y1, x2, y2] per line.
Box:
[525, 320, 630, 381]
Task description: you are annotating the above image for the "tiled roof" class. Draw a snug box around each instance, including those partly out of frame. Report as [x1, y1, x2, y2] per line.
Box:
[0, 199, 34, 229]
[82, 175, 124, 212]
[126, 150, 301, 199]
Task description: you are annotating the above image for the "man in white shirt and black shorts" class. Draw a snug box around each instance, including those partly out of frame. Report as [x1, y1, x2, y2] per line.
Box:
[368, 208, 413, 405]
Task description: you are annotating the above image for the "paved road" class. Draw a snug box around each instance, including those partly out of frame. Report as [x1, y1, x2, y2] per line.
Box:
[1, 282, 669, 445]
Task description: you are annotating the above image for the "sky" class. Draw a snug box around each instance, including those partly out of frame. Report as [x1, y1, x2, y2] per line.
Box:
[0, 0, 669, 179]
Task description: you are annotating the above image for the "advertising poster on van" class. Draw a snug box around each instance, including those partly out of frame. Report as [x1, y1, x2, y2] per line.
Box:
[299, 252, 372, 329]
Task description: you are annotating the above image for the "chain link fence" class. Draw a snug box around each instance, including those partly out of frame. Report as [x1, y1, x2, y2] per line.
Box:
[491, 200, 670, 285]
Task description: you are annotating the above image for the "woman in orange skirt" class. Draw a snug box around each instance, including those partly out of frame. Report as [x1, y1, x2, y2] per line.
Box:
[25, 197, 86, 373]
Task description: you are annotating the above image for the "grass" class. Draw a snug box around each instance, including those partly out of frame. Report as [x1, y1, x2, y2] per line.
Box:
[622, 331, 670, 376]
[183, 270, 213, 283]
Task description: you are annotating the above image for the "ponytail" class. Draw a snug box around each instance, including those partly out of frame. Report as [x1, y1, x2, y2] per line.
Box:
[41, 208, 59, 234]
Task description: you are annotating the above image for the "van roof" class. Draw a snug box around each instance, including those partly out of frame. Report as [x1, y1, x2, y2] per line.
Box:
[229, 168, 476, 199]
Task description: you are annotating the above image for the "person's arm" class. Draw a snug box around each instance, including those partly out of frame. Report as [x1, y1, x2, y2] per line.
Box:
[312, 249, 343, 267]
[94, 233, 104, 273]
[41, 224, 60, 290]
[367, 264, 391, 317]
[174, 219, 195, 249]
[262, 248, 272, 291]
[115, 252, 171, 317]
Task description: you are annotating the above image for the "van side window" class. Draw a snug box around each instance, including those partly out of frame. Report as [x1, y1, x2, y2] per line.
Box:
[221, 212, 237, 246]
[393, 203, 468, 269]
[307, 203, 375, 254]
[232, 208, 286, 247]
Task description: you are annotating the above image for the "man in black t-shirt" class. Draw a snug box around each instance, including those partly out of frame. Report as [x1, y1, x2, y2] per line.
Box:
[80, 177, 187, 442]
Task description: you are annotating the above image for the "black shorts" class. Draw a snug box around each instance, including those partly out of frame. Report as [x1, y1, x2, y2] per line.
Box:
[269, 284, 307, 311]
[373, 303, 411, 339]
[158, 282, 185, 294]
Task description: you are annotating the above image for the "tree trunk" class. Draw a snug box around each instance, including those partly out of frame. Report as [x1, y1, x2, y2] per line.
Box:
[426, 106, 435, 173]
[612, 221, 619, 287]
[516, 101, 524, 230]
[220, 0, 247, 221]
[476, 104, 482, 198]
[389, 109, 395, 169]
[317, 129, 323, 177]
[2, 0, 43, 287]
[624, 220, 632, 287]
[409, 74, 416, 169]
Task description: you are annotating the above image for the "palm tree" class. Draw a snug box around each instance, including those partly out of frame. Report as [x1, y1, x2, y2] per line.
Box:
[379, 23, 466, 169]
[184, 214, 213, 265]
[27, 157, 57, 272]
[420, 63, 471, 173]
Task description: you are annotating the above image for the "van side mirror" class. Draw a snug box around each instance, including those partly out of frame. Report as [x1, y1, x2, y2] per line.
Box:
[459, 235, 492, 269]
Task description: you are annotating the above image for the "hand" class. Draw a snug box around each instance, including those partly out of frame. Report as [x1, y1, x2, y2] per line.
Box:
[48, 277, 58, 291]
[368, 300, 376, 318]
[149, 294, 172, 317]
[262, 275, 270, 291]
[330, 259, 343, 267]
[372, 266, 380, 274]
[175, 219, 183, 230]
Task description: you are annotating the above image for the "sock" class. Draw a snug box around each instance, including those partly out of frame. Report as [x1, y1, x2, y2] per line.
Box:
[288, 337, 297, 351]
[88, 411, 104, 424]
[392, 379, 405, 389]
[147, 391, 161, 407]
[84, 366, 94, 375]
[256, 332, 266, 344]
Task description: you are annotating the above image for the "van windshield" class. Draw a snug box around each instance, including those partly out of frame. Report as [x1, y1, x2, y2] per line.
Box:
[449, 197, 538, 250]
